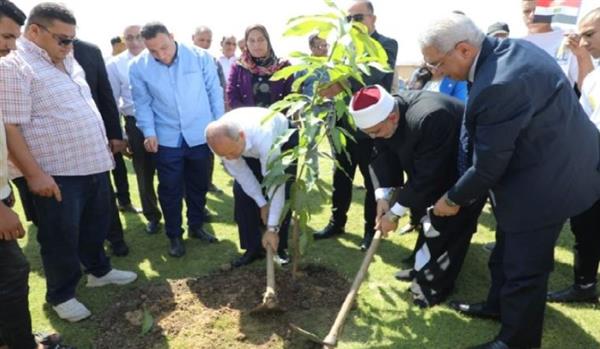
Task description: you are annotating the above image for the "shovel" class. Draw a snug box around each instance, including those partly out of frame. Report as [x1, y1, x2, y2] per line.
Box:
[290, 230, 382, 348]
[250, 246, 285, 314]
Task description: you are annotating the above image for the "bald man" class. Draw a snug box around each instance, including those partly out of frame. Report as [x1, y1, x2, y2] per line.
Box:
[206, 107, 297, 267]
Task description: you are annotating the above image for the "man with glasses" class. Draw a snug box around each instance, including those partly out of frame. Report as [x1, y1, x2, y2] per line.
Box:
[107, 25, 163, 235]
[420, 14, 600, 349]
[219, 35, 237, 93]
[0, 2, 137, 323]
[192, 25, 226, 196]
[349, 84, 484, 308]
[315, 0, 398, 251]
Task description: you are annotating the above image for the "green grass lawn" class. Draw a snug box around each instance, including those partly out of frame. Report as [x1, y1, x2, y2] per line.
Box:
[17, 153, 600, 349]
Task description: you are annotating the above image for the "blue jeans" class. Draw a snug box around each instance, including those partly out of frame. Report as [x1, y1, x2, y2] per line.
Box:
[33, 173, 112, 305]
[155, 142, 210, 238]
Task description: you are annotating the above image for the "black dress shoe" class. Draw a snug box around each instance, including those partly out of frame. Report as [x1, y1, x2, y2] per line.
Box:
[448, 301, 500, 320]
[547, 284, 599, 303]
[188, 226, 218, 243]
[467, 340, 509, 349]
[119, 203, 142, 214]
[360, 233, 374, 251]
[231, 250, 265, 268]
[313, 223, 344, 240]
[145, 220, 160, 235]
[275, 249, 290, 265]
[169, 237, 186, 257]
[110, 241, 129, 257]
[394, 268, 415, 282]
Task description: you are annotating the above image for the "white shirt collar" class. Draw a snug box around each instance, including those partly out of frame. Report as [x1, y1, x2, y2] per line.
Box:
[468, 50, 481, 83]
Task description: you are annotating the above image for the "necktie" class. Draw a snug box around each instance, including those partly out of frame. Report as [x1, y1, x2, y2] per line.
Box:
[457, 81, 473, 176]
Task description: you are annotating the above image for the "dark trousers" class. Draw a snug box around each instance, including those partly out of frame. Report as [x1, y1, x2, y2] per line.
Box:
[155, 141, 210, 238]
[14, 176, 124, 246]
[12, 177, 37, 226]
[124, 116, 161, 223]
[107, 182, 125, 245]
[33, 173, 112, 305]
[330, 137, 375, 238]
[111, 152, 131, 207]
[414, 199, 485, 304]
[570, 199, 600, 285]
[0, 240, 36, 349]
[486, 222, 564, 348]
[208, 152, 216, 187]
[233, 158, 292, 253]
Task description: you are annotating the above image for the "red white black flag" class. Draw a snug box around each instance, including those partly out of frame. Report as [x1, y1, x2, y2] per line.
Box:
[534, 0, 582, 25]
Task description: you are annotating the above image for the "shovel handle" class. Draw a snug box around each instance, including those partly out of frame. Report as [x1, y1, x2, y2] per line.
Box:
[266, 246, 275, 295]
[322, 230, 382, 347]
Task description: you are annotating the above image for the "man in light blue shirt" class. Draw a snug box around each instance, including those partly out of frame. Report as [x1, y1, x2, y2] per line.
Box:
[130, 22, 224, 257]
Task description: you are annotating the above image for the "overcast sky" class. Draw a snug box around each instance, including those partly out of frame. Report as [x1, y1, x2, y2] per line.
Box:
[15, 0, 600, 64]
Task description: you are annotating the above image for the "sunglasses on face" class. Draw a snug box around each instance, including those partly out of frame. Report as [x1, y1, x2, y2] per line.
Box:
[34, 23, 76, 47]
[346, 13, 366, 22]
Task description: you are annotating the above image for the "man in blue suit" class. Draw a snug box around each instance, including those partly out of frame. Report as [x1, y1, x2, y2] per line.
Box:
[420, 14, 600, 349]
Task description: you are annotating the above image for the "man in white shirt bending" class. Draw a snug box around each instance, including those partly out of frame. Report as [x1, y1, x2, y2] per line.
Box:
[205, 107, 297, 267]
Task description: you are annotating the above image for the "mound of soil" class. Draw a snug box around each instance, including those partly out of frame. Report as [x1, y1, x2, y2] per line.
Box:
[93, 264, 351, 349]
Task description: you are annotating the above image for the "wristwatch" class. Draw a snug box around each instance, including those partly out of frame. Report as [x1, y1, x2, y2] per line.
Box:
[383, 210, 401, 223]
[267, 225, 280, 234]
[444, 194, 458, 207]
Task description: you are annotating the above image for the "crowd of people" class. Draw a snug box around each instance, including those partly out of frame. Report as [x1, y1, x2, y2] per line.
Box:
[0, 0, 599, 348]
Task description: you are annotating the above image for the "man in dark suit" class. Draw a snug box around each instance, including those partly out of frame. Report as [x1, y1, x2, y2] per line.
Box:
[314, 0, 398, 251]
[73, 39, 130, 256]
[349, 85, 485, 307]
[420, 14, 600, 349]
[74, 40, 139, 214]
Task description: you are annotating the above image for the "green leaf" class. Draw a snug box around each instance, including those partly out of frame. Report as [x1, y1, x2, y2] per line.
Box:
[141, 308, 153, 336]
[271, 64, 310, 81]
[283, 19, 336, 37]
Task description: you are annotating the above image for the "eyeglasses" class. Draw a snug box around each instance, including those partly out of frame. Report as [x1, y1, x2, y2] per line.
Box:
[346, 13, 370, 22]
[34, 23, 75, 47]
[125, 34, 143, 42]
[424, 41, 464, 71]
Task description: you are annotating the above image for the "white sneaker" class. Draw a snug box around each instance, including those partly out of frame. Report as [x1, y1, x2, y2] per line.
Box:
[86, 269, 138, 288]
[53, 298, 91, 322]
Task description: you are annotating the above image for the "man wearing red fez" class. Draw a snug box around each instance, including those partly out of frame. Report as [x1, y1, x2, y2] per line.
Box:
[350, 84, 484, 307]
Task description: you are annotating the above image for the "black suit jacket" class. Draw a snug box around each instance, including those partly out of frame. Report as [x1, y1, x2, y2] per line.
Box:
[370, 91, 464, 211]
[448, 37, 600, 231]
[350, 30, 399, 92]
[73, 40, 122, 140]
[345, 30, 399, 140]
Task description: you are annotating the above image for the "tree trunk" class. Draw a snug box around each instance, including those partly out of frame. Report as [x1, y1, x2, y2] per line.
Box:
[291, 215, 300, 280]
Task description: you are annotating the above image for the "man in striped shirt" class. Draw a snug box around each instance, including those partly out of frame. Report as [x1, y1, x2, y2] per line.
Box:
[0, 2, 137, 323]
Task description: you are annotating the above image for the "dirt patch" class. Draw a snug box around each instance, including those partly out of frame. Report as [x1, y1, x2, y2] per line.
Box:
[93, 264, 351, 349]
